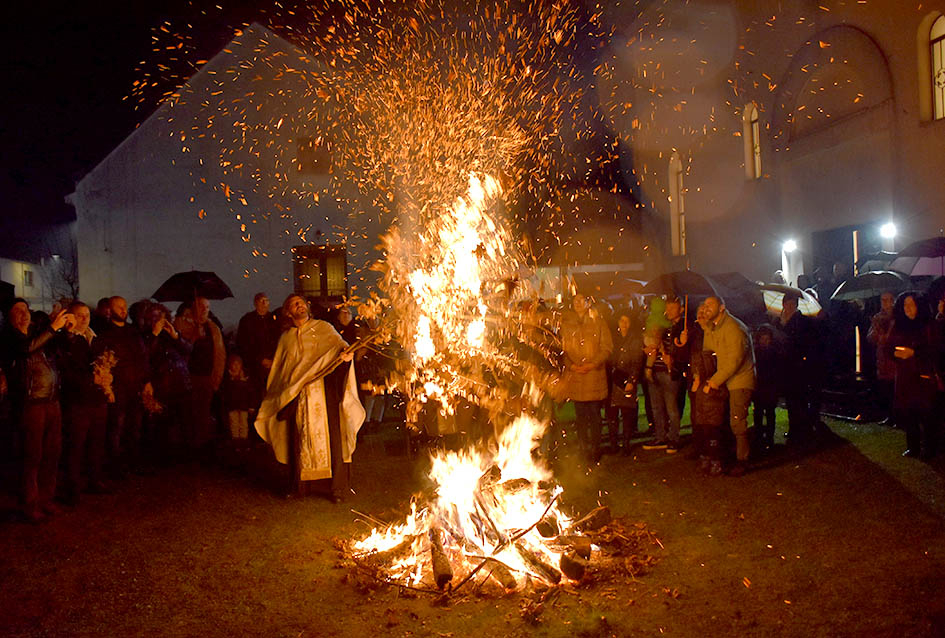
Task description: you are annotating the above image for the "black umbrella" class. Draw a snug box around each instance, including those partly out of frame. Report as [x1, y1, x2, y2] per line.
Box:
[641, 271, 719, 298]
[831, 270, 909, 301]
[707, 272, 769, 327]
[890, 237, 945, 277]
[152, 271, 234, 302]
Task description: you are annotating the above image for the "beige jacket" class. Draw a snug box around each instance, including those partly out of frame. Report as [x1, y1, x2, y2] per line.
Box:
[560, 310, 614, 402]
[703, 310, 755, 391]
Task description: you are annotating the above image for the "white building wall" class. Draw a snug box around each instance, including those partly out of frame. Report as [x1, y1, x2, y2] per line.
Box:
[70, 24, 385, 329]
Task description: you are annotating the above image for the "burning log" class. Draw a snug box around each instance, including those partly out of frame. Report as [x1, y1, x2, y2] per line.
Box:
[536, 514, 559, 538]
[429, 528, 453, 590]
[364, 535, 420, 565]
[477, 464, 502, 491]
[548, 535, 592, 559]
[559, 550, 588, 581]
[482, 557, 517, 590]
[497, 478, 531, 494]
[572, 506, 612, 532]
[514, 542, 561, 585]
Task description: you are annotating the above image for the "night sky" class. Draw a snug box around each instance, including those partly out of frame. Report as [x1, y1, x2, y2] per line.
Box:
[1, 1, 260, 255]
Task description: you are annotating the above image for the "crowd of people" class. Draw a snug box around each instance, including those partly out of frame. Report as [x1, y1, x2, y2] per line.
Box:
[0, 291, 382, 522]
[1, 278, 943, 523]
[557, 285, 945, 476]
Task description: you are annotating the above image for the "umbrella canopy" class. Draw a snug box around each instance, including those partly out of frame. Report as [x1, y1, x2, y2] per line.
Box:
[641, 271, 719, 298]
[759, 284, 822, 318]
[890, 237, 945, 276]
[831, 270, 910, 301]
[152, 271, 234, 302]
[707, 272, 769, 327]
[856, 250, 898, 273]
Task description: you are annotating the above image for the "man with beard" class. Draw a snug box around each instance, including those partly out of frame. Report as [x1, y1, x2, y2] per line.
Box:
[98, 296, 151, 476]
[701, 295, 755, 476]
[255, 294, 364, 502]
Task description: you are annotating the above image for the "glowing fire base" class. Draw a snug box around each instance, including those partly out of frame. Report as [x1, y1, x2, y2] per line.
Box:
[344, 416, 660, 595]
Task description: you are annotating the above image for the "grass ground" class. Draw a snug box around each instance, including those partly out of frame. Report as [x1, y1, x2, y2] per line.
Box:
[1, 408, 944, 638]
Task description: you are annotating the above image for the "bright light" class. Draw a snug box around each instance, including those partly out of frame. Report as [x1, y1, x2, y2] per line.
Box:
[782, 239, 798, 253]
[880, 222, 897, 239]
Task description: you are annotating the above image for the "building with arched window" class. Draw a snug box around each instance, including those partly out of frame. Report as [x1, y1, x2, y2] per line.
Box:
[606, 1, 945, 282]
[742, 103, 762, 181]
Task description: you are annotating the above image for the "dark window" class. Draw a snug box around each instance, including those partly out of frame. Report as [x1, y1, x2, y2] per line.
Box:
[292, 245, 347, 300]
[23, 269, 33, 288]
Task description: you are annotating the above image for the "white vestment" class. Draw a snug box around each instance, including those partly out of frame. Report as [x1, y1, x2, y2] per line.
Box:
[254, 319, 365, 480]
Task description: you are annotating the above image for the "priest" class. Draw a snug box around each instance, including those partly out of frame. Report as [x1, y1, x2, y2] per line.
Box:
[255, 294, 365, 502]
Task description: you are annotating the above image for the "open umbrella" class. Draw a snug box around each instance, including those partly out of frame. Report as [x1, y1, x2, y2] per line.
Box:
[152, 271, 234, 302]
[890, 237, 945, 277]
[759, 284, 821, 317]
[831, 270, 910, 301]
[641, 271, 719, 297]
[707, 272, 769, 327]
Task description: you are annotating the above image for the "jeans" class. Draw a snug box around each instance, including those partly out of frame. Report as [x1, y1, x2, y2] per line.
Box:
[573, 400, 603, 457]
[648, 370, 681, 444]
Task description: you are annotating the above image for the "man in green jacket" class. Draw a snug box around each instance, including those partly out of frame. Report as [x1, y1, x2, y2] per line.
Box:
[702, 296, 756, 476]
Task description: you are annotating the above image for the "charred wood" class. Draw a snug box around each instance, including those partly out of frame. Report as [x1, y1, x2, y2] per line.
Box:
[572, 506, 612, 532]
[514, 542, 561, 584]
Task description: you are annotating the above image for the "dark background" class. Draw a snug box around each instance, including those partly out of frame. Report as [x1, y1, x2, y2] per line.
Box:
[0, 1, 262, 258]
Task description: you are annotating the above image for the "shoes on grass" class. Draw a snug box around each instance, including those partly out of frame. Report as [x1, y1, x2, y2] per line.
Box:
[642, 441, 668, 450]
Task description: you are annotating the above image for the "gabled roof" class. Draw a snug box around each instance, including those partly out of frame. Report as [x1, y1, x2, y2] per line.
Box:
[70, 22, 313, 192]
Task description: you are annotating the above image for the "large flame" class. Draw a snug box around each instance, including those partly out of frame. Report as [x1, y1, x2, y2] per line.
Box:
[352, 415, 572, 588]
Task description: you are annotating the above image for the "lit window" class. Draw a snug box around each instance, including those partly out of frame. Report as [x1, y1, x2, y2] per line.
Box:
[742, 103, 762, 179]
[292, 245, 347, 299]
[932, 16, 945, 120]
[668, 152, 686, 256]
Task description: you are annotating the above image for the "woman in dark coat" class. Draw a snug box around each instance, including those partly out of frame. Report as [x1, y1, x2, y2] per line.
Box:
[606, 309, 645, 454]
[888, 292, 938, 458]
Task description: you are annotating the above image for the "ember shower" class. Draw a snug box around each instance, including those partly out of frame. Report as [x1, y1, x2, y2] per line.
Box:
[138, 0, 603, 424]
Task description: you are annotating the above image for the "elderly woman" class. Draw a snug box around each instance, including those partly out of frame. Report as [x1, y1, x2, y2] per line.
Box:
[888, 292, 939, 459]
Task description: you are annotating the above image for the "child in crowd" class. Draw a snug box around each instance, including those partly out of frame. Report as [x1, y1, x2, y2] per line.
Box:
[222, 353, 254, 448]
[752, 325, 779, 451]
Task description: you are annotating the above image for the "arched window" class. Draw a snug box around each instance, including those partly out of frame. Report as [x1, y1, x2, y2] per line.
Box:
[932, 16, 945, 120]
[668, 152, 686, 256]
[742, 103, 762, 179]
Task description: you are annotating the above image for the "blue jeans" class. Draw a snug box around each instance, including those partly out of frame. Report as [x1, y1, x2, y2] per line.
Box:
[648, 370, 681, 444]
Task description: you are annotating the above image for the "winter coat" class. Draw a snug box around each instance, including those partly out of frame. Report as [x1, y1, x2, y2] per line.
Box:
[236, 311, 280, 370]
[175, 315, 225, 390]
[144, 331, 192, 404]
[58, 330, 107, 406]
[888, 319, 938, 412]
[1, 326, 59, 404]
[690, 349, 728, 427]
[560, 310, 613, 402]
[609, 327, 644, 407]
[868, 310, 896, 381]
[703, 311, 755, 392]
[97, 322, 150, 399]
